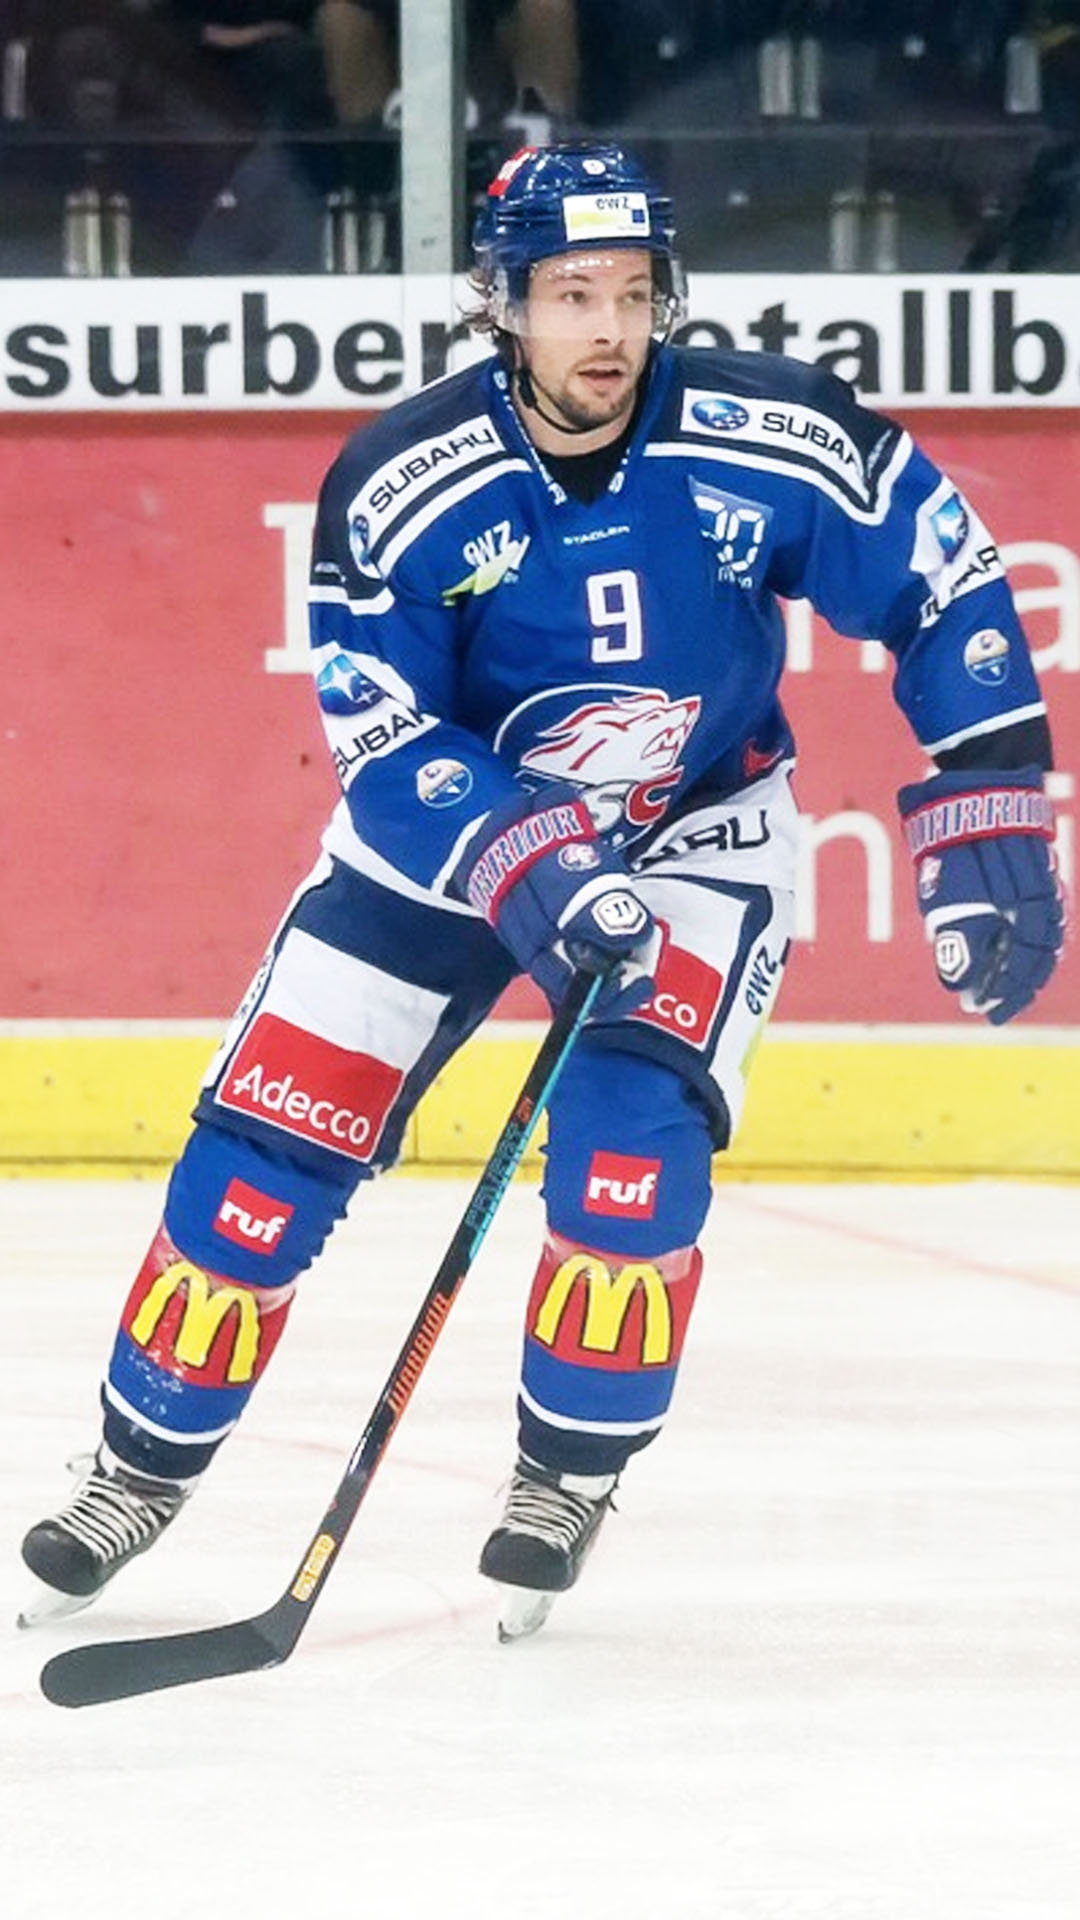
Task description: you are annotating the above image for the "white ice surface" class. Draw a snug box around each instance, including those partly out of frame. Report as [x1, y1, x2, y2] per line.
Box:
[1, 1176, 1078, 1920]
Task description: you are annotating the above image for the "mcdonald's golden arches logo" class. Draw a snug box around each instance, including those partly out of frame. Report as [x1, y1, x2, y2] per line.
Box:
[127, 1258, 263, 1386]
[531, 1251, 673, 1367]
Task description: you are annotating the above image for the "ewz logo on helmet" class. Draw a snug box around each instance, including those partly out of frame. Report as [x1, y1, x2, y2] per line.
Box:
[562, 192, 651, 243]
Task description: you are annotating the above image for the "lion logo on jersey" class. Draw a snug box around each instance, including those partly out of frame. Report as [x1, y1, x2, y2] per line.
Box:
[521, 689, 701, 782]
[515, 687, 702, 838]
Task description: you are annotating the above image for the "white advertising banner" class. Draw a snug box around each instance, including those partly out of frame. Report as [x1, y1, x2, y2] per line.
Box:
[2, 272, 1080, 411]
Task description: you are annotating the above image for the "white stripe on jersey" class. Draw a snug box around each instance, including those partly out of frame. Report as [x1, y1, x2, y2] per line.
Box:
[322, 798, 480, 915]
[350, 413, 506, 544]
[920, 701, 1047, 756]
[378, 457, 532, 574]
[644, 428, 911, 525]
[309, 583, 396, 619]
[680, 388, 871, 499]
[102, 1382, 237, 1448]
[430, 807, 496, 901]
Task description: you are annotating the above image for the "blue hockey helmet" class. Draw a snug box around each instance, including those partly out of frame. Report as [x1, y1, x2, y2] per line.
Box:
[472, 143, 686, 340]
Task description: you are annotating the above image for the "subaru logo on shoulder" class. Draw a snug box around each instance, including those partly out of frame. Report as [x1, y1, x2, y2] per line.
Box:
[691, 397, 750, 432]
[316, 654, 386, 716]
[930, 491, 970, 563]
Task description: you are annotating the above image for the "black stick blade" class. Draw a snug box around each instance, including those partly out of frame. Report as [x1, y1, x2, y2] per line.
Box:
[40, 1616, 284, 1708]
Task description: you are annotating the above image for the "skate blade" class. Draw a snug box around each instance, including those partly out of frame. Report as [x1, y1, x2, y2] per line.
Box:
[496, 1585, 556, 1643]
[17, 1582, 100, 1631]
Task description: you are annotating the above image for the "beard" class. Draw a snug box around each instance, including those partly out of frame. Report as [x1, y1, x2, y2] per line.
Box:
[528, 364, 637, 435]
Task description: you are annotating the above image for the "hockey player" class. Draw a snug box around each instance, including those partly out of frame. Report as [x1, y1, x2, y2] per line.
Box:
[22, 143, 1063, 1640]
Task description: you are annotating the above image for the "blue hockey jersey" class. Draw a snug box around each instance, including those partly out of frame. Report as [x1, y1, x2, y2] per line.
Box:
[307, 344, 1046, 895]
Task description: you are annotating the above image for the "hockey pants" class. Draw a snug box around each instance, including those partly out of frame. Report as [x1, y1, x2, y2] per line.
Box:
[101, 770, 797, 1483]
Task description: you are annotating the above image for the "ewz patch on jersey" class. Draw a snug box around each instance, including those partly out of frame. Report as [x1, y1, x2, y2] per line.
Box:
[441, 520, 531, 600]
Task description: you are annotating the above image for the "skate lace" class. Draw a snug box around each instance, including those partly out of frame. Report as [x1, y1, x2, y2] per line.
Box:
[501, 1471, 602, 1554]
[57, 1464, 181, 1568]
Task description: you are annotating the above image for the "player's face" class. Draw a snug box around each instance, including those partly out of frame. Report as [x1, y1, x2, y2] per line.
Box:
[517, 249, 655, 445]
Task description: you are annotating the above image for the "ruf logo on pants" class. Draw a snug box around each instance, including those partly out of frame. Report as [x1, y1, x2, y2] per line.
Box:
[584, 1151, 661, 1219]
[214, 1177, 295, 1253]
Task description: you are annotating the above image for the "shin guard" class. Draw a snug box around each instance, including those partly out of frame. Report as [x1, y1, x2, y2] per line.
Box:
[519, 1231, 703, 1476]
[102, 1221, 296, 1482]
[520, 1043, 712, 1475]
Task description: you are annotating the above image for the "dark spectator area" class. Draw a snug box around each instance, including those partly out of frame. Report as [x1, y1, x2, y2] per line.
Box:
[2, 1, 1079, 274]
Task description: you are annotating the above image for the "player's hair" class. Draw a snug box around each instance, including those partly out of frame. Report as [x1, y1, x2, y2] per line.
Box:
[465, 141, 686, 350]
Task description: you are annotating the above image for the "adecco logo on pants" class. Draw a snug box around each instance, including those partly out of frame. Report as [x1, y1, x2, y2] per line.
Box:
[217, 1013, 403, 1162]
[631, 931, 724, 1047]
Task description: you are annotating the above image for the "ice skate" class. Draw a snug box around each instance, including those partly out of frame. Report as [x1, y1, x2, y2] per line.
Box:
[18, 1446, 190, 1628]
[480, 1455, 616, 1642]
[17, 1581, 103, 1631]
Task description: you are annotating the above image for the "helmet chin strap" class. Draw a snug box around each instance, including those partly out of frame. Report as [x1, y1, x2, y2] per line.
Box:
[514, 357, 620, 439]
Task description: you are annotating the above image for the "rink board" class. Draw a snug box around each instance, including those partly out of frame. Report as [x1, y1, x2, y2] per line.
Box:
[1, 410, 1077, 1039]
[0, 1025, 1076, 1178]
[0, 309, 1077, 1185]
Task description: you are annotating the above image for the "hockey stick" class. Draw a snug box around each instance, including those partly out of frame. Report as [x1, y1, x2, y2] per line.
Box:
[40, 969, 601, 1709]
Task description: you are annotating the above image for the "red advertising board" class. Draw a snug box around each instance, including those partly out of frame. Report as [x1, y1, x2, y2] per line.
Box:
[0, 410, 1076, 1025]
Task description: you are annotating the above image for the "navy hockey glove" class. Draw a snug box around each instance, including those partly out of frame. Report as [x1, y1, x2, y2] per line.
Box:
[455, 788, 659, 1014]
[897, 766, 1063, 1024]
